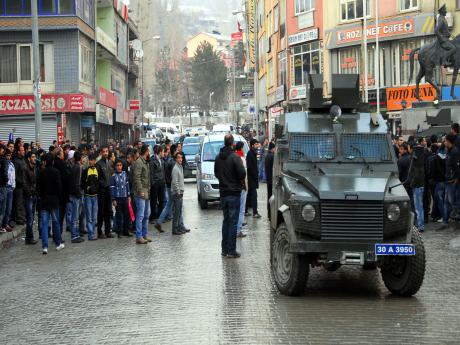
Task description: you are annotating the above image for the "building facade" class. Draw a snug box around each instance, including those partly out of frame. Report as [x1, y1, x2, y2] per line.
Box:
[0, 0, 138, 147]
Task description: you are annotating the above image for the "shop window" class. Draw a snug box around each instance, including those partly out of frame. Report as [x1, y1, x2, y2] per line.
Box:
[80, 44, 92, 83]
[20, 46, 32, 81]
[0, 43, 53, 84]
[290, 42, 321, 86]
[399, 39, 421, 85]
[58, 0, 74, 14]
[341, 0, 370, 21]
[295, 0, 315, 16]
[278, 51, 287, 86]
[41, 0, 57, 14]
[0, 45, 17, 83]
[400, 0, 418, 11]
[5, 0, 22, 15]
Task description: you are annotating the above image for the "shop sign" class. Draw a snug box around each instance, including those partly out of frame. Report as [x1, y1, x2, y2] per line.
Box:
[80, 117, 95, 128]
[337, 19, 414, 45]
[96, 104, 114, 125]
[231, 32, 243, 41]
[276, 85, 285, 102]
[57, 125, 64, 144]
[298, 11, 314, 29]
[288, 28, 319, 46]
[113, 0, 129, 22]
[97, 87, 117, 109]
[289, 85, 307, 100]
[0, 94, 95, 115]
[386, 84, 436, 111]
[270, 107, 283, 118]
[129, 99, 140, 110]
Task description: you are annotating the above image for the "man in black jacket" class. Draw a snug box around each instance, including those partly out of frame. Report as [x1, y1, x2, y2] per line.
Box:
[0, 144, 8, 233]
[149, 145, 165, 223]
[427, 144, 445, 222]
[23, 151, 38, 244]
[264, 142, 275, 219]
[246, 139, 261, 218]
[155, 145, 176, 232]
[68, 152, 84, 243]
[408, 139, 426, 232]
[96, 146, 115, 238]
[12, 146, 26, 225]
[53, 147, 69, 236]
[215, 134, 246, 258]
[441, 134, 460, 229]
[38, 153, 64, 255]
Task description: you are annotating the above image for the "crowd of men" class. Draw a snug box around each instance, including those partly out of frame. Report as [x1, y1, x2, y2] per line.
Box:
[395, 123, 460, 232]
[0, 138, 191, 254]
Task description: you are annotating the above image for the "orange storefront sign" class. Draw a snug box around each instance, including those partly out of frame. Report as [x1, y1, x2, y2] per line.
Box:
[386, 84, 436, 111]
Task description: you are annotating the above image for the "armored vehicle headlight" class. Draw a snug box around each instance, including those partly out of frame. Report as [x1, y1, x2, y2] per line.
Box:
[302, 204, 316, 222]
[387, 204, 400, 221]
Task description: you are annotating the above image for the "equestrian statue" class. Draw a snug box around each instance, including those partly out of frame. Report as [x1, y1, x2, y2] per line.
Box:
[409, 4, 460, 101]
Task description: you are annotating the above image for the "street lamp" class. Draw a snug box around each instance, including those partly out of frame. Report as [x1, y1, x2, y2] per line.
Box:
[141, 36, 161, 126]
[209, 91, 214, 115]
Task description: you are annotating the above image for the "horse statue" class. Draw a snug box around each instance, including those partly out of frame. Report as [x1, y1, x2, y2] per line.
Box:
[408, 35, 460, 101]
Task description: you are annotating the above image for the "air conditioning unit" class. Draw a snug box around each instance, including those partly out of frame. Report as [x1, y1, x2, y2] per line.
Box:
[446, 12, 454, 28]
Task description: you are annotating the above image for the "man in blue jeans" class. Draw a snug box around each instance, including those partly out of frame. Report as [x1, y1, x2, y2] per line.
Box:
[133, 144, 151, 244]
[68, 152, 85, 243]
[214, 134, 246, 258]
[81, 154, 99, 240]
[440, 134, 460, 230]
[408, 139, 426, 232]
[23, 151, 38, 244]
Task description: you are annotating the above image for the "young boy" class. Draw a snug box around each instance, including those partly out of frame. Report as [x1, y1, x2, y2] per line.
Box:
[81, 154, 99, 240]
[111, 159, 131, 238]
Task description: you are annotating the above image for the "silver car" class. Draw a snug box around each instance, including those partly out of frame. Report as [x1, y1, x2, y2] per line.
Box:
[196, 134, 249, 209]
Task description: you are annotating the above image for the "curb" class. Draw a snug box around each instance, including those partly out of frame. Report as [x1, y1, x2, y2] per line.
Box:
[0, 226, 25, 250]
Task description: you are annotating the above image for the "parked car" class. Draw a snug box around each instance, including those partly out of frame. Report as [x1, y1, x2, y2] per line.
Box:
[183, 136, 201, 145]
[196, 134, 249, 209]
[182, 143, 200, 178]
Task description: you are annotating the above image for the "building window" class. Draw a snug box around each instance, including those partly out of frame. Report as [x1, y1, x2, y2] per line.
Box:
[0, 45, 17, 83]
[268, 59, 274, 87]
[340, 0, 370, 21]
[0, 43, 52, 83]
[398, 39, 422, 85]
[267, 11, 273, 37]
[0, 0, 74, 16]
[290, 42, 321, 86]
[295, 0, 315, 15]
[80, 43, 92, 83]
[278, 51, 287, 86]
[400, 0, 418, 11]
[274, 6, 279, 33]
[457, 0, 460, 10]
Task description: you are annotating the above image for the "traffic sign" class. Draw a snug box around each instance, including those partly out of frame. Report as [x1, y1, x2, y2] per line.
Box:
[241, 91, 253, 98]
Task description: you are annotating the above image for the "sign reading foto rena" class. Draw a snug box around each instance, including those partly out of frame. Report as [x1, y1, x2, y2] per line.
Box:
[386, 84, 436, 111]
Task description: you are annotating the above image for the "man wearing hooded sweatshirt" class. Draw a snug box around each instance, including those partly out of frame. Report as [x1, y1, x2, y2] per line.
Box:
[214, 134, 246, 258]
[408, 139, 426, 232]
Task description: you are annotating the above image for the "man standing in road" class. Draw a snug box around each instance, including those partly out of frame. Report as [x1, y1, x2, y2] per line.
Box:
[246, 139, 261, 218]
[149, 145, 165, 225]
[171, 152, 188, 235]
[133, 144, 151, 244]
[265, 142, 275, 219]
[23, 151, 38, 245]
[96, 146, 115, 239]
[215, 134, 246, 258]
[440, 134, 460, 230]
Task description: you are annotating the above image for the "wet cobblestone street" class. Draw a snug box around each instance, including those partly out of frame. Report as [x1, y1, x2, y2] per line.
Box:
[1, 183, 460, 344]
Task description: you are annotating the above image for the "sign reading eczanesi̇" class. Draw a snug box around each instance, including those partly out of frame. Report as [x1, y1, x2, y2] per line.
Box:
[288, 28, 319, 46]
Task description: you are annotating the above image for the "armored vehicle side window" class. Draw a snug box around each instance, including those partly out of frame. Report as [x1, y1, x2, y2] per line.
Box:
[289, 133, 336, 160]
[341, 134, 392, 161]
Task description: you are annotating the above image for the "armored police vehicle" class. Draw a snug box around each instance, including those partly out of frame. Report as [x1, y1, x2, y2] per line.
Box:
[269, 75, 426, 297]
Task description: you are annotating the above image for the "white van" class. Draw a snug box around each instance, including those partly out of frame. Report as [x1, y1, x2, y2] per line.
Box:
[212, 124, 235, 134]
[154, 122, 181, 142]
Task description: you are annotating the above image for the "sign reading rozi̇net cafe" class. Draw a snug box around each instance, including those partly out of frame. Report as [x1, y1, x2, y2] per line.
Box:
[386, 84, 436, 111]
[0, 94, 96, 115]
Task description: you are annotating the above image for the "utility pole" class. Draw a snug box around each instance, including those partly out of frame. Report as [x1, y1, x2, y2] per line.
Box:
[375, 0, 380, 114]
[32, 0, 42, 145]
[363, 1, 368, 103]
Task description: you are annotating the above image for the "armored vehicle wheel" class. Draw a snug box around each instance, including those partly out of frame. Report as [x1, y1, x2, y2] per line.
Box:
[380, 227, 426, 297]
[271, 223, 309, 296]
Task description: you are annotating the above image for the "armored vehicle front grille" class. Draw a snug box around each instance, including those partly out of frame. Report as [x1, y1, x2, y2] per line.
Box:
[321, 201, 383, 241]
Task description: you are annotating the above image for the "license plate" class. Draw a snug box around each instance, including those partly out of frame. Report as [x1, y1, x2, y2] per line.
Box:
[375, 244, 416, 256]
[192, 170, 196, 175]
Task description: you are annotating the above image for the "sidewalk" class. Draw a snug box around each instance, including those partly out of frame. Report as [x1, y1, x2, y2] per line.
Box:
[0, 225, 25, 250]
